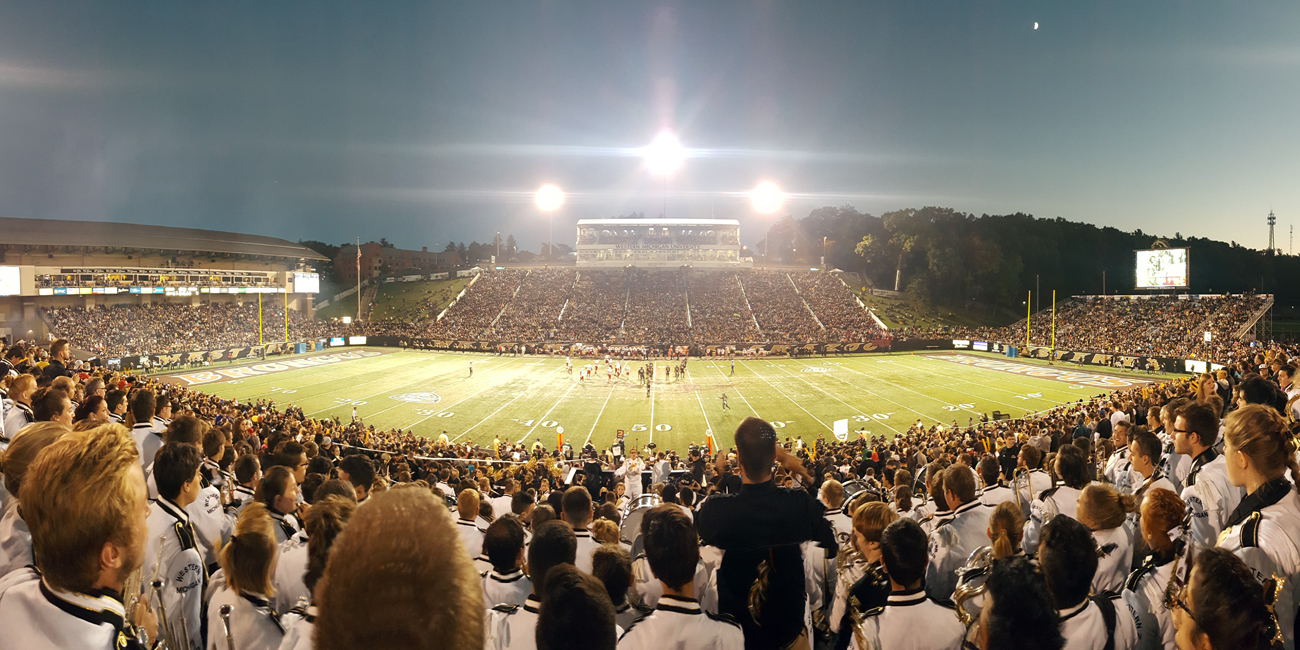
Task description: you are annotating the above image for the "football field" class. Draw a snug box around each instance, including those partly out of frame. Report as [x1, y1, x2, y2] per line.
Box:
[161, 349, 1157, 453]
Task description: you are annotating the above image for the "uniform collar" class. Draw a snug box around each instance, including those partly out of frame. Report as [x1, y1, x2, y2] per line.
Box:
[1225, 477, 1292, 529]
[886, 587, 927, 607]
[952, 500, 983, 516]
[1058, 600, 1089, 622]
[39, 579, 126, 630]
[1185, 448, 1219, 487]
[656, 594, 702, 615]
[490, 569, 525, 583]
[157, 497, 190, 524]
[523, 595, 542, 614]
[456, 518, 479, 528]
[14, 402, 33, 415]
[573, 529, 591, 538]
[131, 422, 152, 431]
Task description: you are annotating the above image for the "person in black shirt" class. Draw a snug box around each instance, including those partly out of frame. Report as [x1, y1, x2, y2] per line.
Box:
[715, 458, 742, 495]
[696, 417, 838, 650]
[689, 449, 706, 484]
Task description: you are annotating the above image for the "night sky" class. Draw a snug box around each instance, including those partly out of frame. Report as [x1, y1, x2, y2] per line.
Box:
[0, 1, 1296, 253]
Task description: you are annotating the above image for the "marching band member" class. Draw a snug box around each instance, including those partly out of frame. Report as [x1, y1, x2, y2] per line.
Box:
[926, 465, 992, 602]
[806, 479, 852, 629]
[1, 375, 35, 441]
[828, 502, 897, 637]
[455, 489, 486, 561]
[1038, 516, 1146, 650]
[486, 521, 576, 650]
[260, 465, 302, 544]
[0, 423, 68, 578]
[561, 486, 600, 573]
[1076, 483, 1137, 594]
[273, 487, 356, 614]
[976, 456, 1016, 508]
[1023, 445, 1091, 557]
[849, 519, 964, 650]
[1125, 487, 1185, 650]
[1105, 421, 1133, 494]
[206, 504, 284, 650]
[143, 442, 207, 650]
[1129, 430, 1176, 507]
[482, 515, 532, 608]
[229, 454, 261, 515]
[615, 447, 646, 502]
[1172, 547, 1281, 650]
[1156, 398, 1192, 492]
[314, 489, 483, 650]
[917, 465, 953, 537]
[536, 565, 617, 649]
[1216, 404, 1300, 650]
[129, 390, 159, 470]
[1173, 403, 1242, 547]
[276, 493, 356, 650]
[1014, 445, 1053, 520]
[617, 505, 743, 650]
[0, 424, 154, 650]
[592, 544, 651, 631]
[973, 557, 1065, 650]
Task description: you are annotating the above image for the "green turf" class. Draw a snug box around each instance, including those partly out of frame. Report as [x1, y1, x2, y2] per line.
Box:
[368, 278, 470, 322]
[164, 350, 1155, 453]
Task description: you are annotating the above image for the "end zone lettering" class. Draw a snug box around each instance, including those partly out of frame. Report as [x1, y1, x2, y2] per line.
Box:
[168, 349, 383, 386]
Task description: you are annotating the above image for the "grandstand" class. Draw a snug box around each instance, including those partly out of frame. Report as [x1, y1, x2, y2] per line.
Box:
[575, 218, 746, 267]
[0, 216, 327, 356]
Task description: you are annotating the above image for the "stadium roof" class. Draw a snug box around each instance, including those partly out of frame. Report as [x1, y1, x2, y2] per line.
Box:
[0, 216, 328, 261]
[576, 218, 740, 226]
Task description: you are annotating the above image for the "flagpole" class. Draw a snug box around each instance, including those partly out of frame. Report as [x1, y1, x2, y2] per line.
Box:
[1051, 289, 1056, 352]
[1026, 290, 1031, 349]
[258, 292, 264, 347]
[356, 237, 362, 325]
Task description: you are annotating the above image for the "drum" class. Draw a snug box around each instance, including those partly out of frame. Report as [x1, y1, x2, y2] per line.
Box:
[619, 494, 663, 556]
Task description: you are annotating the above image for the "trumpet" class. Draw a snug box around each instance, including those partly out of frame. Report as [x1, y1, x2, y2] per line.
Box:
[953, 546, 995, 626]
[219, 604, 236, 650]
[1010, 468, 1023, 511]
[151, 579, 179, 650]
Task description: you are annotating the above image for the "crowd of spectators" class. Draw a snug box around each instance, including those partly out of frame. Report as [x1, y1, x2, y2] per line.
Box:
[2, 328, 1295, 649]
[740, 270, 825, 343]
[43, 303, 327, 358]
[486, 269, 575, 343]
[619, 270, 689, 345]
[790, 271, 887, 343]
[686, 272, 760, 344]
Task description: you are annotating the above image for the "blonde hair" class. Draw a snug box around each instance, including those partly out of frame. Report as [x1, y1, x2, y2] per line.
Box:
[457, 488, 480, 520]
[988, 502, 1023, 559]
[221, 503, 277, 597]
[852, 501, 898, 543]
[590, 519, 620, 545]
[9, 374, 35, 398]
[1, 422, 70, 496]
[1224, 404, 1300, 492]
[20, 423, 141, 592]
[316, 488, 483, 650]
[1076, 483, 1138, 531]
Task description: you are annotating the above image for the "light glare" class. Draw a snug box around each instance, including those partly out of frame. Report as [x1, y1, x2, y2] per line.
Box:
[750, 181, 786, 214]
[644, 131, 685, 175]
[534, 184, 565, 212]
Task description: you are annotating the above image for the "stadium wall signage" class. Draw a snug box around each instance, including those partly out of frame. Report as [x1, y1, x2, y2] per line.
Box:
[929, 354, 1151, 388]
[359, 335, 899, 356]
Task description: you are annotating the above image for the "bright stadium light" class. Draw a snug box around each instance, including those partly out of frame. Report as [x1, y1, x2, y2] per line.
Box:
[750, 181, 785, 214]
[534, 184, 565, 212]
[644, 131, 685, 175]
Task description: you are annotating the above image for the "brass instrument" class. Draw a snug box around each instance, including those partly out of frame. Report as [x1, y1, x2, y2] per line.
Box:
[952, 546, 995, 626]
[1011, 468, 1023, 511]
[152, 579, 179, 650]
[219, 604, 236, 650]
[846, 562, 890, 650]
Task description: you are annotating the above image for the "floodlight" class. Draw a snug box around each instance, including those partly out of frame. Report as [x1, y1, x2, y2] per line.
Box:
[644, 131, 685, 175]
[534, 184, 565, 212]
[750, 181, 785, 214]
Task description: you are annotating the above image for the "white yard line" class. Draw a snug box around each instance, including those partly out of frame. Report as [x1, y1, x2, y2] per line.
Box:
[737, 361, 833, 432]
[518, 380, 580, 443]
[694, 390, 715, 443]
[755, 360, 904, 434]
[299, 355, 466, 416]
[707, 361, 759, 417]
[333, 357, 522, 420]
[881, 355, 1089, 399]
[648, 363, 656, 445]
[770, 360, 922, 430]
[813, 358, 1013, 416]
[872, 357, 1063, 411]
[453, 365, 564, 441]
[584, 386, 617, 447]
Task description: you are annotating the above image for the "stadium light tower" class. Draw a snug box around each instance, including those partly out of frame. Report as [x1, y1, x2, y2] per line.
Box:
[535, 184, 565, 261]
[749, 181, 786, 260]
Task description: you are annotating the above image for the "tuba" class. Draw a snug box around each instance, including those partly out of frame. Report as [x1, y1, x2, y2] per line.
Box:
[846, 562, 890, 650]
[952, 546, 996, 626]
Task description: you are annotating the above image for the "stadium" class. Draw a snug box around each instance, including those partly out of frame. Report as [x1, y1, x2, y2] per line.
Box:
[3, 5, 1299, 650]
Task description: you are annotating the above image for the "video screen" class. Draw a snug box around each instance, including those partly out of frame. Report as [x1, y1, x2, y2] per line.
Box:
[1136, 248, 1189, 288]
[294, 272, 320, 294]
[0, 266, 19, 296]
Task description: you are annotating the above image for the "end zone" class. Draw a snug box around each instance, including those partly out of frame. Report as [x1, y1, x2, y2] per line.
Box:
[158, 348, 392, 387]
[924, 353, 1157, 389]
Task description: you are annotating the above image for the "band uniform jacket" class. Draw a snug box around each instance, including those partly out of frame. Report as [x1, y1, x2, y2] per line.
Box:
[273, 534, 311, 614]
[1125, 553, 1176, 650]
[925, 500, 992, 602]
[1178, 449, 1243, 548]
[0, 499, 32, 579]
[631, 555, 718, 614]
[1015, 469, 1054, 520]
[1217, 477, 1300, 650]
[1106, 449, 1133, 494]
[485, 594, 540, 650]
[205, 586, 285, 650]
[277, 606, 314, 650]
[132, 422, 162, 472]
[482, 568, 531, 609]
[142, 497, 205, 650]
[0, 567, 141, 650]
[1091, 524, 1136, 594]
[978, 483, 1017, 508]
[851, 588, 964, 650]
[1056, 590, 1147, 650]
[618, 594, 744, 650]
[455, 518, 486, 561]
[1023, 484, 1084, 557]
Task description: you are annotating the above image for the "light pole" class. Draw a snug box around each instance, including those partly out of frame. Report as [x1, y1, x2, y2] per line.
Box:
[749, 181, 785, 265]
[535, 184, 565, 262]
[496, 231, 500, 263]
